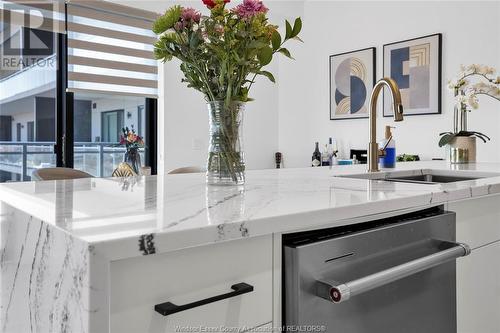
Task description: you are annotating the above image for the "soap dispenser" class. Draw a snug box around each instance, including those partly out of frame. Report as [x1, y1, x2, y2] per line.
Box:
[380, 126, 396, 168]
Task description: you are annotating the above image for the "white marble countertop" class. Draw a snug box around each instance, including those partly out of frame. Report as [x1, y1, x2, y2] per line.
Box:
[2, 161, 500, 259]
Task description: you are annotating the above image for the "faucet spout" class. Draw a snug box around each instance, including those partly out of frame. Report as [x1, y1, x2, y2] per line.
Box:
[368, 78, 404, 172]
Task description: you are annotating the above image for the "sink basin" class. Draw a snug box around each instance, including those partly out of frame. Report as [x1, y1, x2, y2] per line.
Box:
[339, 169, 500, 185]
[384, 174, 478, 184]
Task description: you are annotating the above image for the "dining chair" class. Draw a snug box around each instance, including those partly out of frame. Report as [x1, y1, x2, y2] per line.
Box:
[31, 168, 93, 181]
[112, 163, 137, 177]
[167, 166, 203, 174]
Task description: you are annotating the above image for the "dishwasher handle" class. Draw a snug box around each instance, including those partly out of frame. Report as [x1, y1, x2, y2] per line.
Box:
[316, 240, 471, 304]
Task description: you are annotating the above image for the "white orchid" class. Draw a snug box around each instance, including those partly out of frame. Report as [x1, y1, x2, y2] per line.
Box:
[449, 64, 500, 110]
[440, 64, 497, 147]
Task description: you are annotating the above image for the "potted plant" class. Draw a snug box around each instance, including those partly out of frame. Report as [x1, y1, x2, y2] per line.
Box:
[439, 64, 499, 163]
[153, 0, 302, 185]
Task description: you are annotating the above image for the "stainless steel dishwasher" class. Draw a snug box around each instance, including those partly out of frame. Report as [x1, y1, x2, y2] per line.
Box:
[283, 206, 470, 333]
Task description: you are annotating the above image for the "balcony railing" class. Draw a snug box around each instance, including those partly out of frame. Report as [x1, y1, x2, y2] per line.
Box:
[0, 141, 144, 181]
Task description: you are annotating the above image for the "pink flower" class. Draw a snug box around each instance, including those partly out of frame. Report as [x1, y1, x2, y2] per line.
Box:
[174, 21, 184, 31]
[174, 8, 202, 31]
[232, 0, 268, 19]
[182, 7, 201, 24]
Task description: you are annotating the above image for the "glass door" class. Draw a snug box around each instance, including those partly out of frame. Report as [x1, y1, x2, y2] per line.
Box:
[0, 25, 59, 182]
[101, 110, 124, 143]
[1, 1, 158, 182]
[71, 92, 155, 177]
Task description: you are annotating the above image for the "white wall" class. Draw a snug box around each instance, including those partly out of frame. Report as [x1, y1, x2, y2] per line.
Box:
[120, 0, 500, 171]
[154, 1, 297, 174]
[278, 1, 500, 167]
[159, 59, 279, 174]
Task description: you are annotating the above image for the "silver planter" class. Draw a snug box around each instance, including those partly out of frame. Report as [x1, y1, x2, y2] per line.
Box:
[448, 136, 476, 164]
[206, 101, 245, 186]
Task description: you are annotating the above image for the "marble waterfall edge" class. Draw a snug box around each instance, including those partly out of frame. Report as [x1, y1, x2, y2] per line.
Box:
[0, 203, 103, 333]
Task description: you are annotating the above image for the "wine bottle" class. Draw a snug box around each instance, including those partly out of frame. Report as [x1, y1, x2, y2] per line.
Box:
[321, 144, 330, 166]
[311, 142, 321, 167]
[275, 152, 282, 169]
[328, 137, 338, 166]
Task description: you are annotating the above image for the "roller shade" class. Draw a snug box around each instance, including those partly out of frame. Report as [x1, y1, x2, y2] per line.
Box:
[66, 0, 159, 98]
[0, 0, 65, 33]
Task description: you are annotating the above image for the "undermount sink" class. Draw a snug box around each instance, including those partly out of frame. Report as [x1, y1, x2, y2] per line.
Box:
[339, 169, 500, 185]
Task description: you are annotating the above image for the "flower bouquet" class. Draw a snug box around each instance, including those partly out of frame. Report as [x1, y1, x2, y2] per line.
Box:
[153, 0, 302, 185]
[120, 126, 144, 174]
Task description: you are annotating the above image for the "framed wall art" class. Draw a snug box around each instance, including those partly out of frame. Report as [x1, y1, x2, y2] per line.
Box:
[330, 47, 376, 120]
[383, 33, 442, 116]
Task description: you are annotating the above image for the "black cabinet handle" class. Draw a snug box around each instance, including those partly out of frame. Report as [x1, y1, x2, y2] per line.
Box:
[154, 282, 254, 316]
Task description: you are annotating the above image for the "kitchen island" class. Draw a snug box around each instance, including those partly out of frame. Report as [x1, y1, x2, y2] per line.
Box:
[1, 161, 499, 332]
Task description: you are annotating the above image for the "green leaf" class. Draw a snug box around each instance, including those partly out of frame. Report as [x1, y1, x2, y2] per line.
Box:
[258, 46, 273, 66]
[278, 48, 293, 59]
[438, 133, 456, 147]
[470, 131, 490, 141]
[271, 31, 281, 51]
[285, 20, 292, 39]
[189, 32, 201, 49]
[152, 5, 181, 34]
[293, 35, 304, 43]
[248, 40, 268, 49]
[258, 70, 276, 83]
[291, 17, 302, 38]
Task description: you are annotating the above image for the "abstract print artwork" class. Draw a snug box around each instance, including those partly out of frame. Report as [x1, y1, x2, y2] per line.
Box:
[330, 47, 375, 120]
[383, 34, 442, 116]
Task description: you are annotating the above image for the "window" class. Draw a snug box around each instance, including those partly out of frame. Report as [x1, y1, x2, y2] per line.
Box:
[27, 121, 34, 142]
[137, 105, 144, 137]
[101, 110, 124, 143]
[16, 123, 21, 141]
[0, 1, 158, 182]
[72, 92, 151, 177]
[0, 22, 58, 182]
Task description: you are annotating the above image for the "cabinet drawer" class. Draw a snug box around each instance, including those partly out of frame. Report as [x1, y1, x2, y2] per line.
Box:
[448, 193, 500, 248]
[110, 235, 272, 333]
[457, 241, 500, 333]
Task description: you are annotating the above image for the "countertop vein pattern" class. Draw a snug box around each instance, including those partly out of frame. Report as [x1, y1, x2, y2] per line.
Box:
[2, 161, 500, 259]
[0, 206, 93, 333]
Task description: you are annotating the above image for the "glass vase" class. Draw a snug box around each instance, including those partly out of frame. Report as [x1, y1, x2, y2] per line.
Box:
[206, 101, 245, 186]
[124, 148, 141, 175]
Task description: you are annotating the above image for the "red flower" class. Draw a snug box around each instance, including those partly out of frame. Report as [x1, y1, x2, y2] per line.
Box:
[202, 0, 230, 9]
[202, 0, 215, 8]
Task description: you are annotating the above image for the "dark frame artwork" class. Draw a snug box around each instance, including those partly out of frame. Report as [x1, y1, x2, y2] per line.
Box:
[330, 47, 376, 120]
[383, 33, 442, 117]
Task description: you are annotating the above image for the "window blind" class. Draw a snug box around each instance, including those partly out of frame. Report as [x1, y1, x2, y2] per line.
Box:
[0, 0, 65, 33]
[66, 0, 159, 98]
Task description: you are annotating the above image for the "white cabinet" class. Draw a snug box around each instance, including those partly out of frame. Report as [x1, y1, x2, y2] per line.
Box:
[448, 193, 500, 249]
[457, 241, 500, 333]
[448, 194, 500, 333]
[110, 235, 273, 333]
